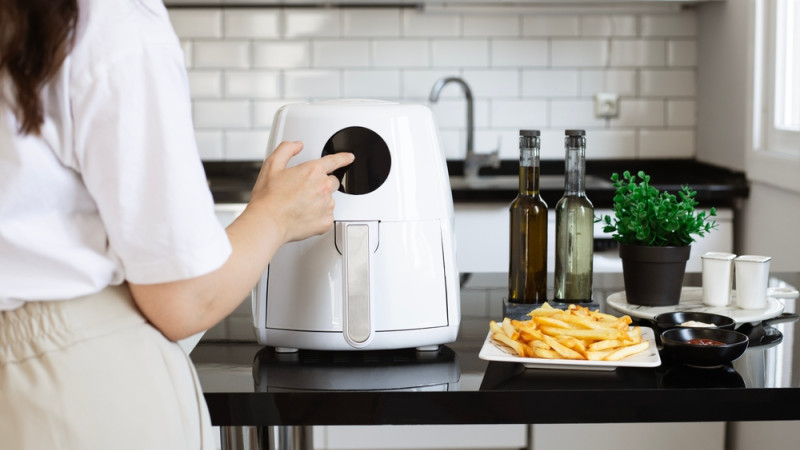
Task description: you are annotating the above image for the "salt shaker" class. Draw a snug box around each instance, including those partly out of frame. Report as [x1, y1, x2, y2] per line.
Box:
[701, 252, 736, 306]
[734, 255, 772, 309]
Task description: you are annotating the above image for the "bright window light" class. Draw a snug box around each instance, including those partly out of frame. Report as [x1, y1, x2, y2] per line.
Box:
[775, 0, 800, 131]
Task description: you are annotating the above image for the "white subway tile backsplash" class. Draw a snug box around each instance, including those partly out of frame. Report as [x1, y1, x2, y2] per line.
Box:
[223, 9, 280, 39]
[473, 99, 491, 128]
[180, 41, 192, 68]
[195, 130, 224, 160]
[373, 40, 429, 68]
[187, 71, 222, 98]
[614, 99, 665, 127]
[667, 100, 696, 127]
[343, 9, 401, 37]
[638, 129, 695, 158]
[225, 71, 281, 99]
[193, 100, 251, 129]
[431, 98, 490, 129]
[580, 15, 637, 37]
[579, 70, 637, 97]
[254, 100, 291, 128]
[342, 70, 401, 99]
[430, 100, 473, 128]
[523, 16, 580, 37]
[667, 40, 697, 67]
[610, 40, 666, 67]
[585, 129, 637, 159]
[540, 129, 568, 159]
[437, 129, 462, 159]
[225, 130, 271, 160]
[253, 41, 311, 69]
[169, 5, 698, 164]
[193, 41, 251, 68]
[461, 69, 519, 97]
[550, 100, 606, 128]
[491, 40, 548, 68]
[551, 40, 608, 67]
[463, 16, 520, 37]
[475, 129, 508, 156]
[641, 12, 697, 37]
[284, 70, 341, 98]
[402, 69, 456, 99]
[169, 9, 222, 39]
[432, 40, 489, 68]
[284, 9, 341, 38]
[640, 70, 695, 96]
[402, 10, 460, 37]
[313, 40, 370, 68]
[490, 100, 547, 129]
[494, 128, 525, 159]
[522, 70, 579, 97]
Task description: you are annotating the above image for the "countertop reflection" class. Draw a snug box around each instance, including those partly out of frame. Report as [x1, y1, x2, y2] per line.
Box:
[192, 272, 800, 426]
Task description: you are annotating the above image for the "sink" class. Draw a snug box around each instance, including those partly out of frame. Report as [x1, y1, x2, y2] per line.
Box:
[207, 177, 255, 203]
[448, 174, 614, 191]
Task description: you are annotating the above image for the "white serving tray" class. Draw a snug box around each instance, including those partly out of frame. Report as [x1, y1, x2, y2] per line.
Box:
[606, 287, 785, 324]
[478, 327, 661, 371]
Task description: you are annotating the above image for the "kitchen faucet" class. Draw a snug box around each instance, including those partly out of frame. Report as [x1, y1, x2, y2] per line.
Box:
[429, 77, 500, 179]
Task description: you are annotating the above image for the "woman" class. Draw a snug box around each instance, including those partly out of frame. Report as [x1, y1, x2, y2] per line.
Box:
[0, 0, 353, 448]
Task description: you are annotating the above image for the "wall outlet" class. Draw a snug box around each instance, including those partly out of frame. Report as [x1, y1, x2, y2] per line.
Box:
[594, 93, 620, 118]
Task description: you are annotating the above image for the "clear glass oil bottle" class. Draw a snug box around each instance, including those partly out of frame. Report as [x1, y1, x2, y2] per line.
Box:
[554, 129, 594, 302]
[508, 130, 548, 304]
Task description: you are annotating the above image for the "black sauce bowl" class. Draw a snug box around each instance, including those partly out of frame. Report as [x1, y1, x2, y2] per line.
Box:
[660, 328, 749, 368]
[654, 311, 736, 333]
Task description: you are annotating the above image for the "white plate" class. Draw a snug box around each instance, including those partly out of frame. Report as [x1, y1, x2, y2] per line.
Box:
[478, 327, 661, 371]
[606, 287, 785, 324]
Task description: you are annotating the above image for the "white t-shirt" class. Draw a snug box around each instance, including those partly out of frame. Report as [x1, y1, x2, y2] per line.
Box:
[0, 0, 232, 309]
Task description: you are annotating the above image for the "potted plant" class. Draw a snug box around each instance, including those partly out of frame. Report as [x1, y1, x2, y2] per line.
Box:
[599, 170, 717, 306]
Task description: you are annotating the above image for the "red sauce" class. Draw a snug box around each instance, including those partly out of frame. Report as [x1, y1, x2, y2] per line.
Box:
[687, 338, 725, 346]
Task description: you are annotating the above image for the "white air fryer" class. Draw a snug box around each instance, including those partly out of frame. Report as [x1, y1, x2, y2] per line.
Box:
[252, 100, 460, 352]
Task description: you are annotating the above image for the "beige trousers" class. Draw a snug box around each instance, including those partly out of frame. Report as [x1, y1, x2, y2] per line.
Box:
[0, 285, 214, 449]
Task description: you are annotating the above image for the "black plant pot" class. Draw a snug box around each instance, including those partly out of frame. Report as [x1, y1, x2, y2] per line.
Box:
[619, 243, 691, 306]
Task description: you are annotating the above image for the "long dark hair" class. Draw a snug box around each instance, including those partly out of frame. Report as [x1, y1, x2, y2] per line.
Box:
[0, 0, 79, 135]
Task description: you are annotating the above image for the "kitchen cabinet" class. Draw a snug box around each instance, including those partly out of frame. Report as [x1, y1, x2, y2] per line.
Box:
[164, 0, 719, 5]
[315, 423, 723, 450]
[179, 203, 249, 352]
[454, 205, 734, 274]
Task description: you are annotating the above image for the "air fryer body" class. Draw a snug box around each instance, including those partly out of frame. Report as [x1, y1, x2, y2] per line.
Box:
[252, 100, 460, 351]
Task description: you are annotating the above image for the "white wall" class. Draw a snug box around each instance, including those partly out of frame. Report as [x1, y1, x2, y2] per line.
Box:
[168, 7, 700, 162]
[697, 2, 800, 447]
[696, 0, 748, 171]
[697, 0, 800, 271]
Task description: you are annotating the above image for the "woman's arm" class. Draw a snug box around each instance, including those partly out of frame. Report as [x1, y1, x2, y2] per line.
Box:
[128, 141, 354, 341]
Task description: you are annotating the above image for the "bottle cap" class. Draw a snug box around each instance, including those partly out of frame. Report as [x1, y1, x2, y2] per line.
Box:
[520, 130, 540, 137]
[565, 129, 585, 136]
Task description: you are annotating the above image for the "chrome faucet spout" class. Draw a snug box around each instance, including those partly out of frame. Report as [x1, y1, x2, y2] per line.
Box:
[429, 77, 474, 157]
[429, 76, 498, 179]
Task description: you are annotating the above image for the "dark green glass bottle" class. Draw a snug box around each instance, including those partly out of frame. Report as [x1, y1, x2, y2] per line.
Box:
[508, 130, 548, 304]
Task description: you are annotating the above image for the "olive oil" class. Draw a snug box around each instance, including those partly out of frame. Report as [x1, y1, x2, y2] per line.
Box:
[554, 130, 594, 302]
[508, 130, 548, 304]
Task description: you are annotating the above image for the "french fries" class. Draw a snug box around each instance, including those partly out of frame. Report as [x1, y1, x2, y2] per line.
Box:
[489, 302, 649, 362]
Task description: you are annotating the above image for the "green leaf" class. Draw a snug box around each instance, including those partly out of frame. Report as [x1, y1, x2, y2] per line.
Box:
[603, 171, 717, 246]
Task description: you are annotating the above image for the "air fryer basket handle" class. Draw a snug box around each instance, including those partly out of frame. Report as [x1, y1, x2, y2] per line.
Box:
[339, 222, 374, 348]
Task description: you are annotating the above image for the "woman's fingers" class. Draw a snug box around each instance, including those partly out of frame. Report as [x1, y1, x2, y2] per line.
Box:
[319, 151, 355, 174]
[265, 141, 304, 174]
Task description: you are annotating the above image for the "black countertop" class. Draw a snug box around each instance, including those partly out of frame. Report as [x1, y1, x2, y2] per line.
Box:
[192, 272, 800, 426]
[204, 159, 749, 209]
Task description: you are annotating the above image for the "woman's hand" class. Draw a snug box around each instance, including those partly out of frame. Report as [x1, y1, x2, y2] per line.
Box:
[130, 140, 353, 342]
[248, 141, 354, 244]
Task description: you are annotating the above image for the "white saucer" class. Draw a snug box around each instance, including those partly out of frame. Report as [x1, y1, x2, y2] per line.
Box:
[478, 327, 661, 371]
[606, 287, 785, 324]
